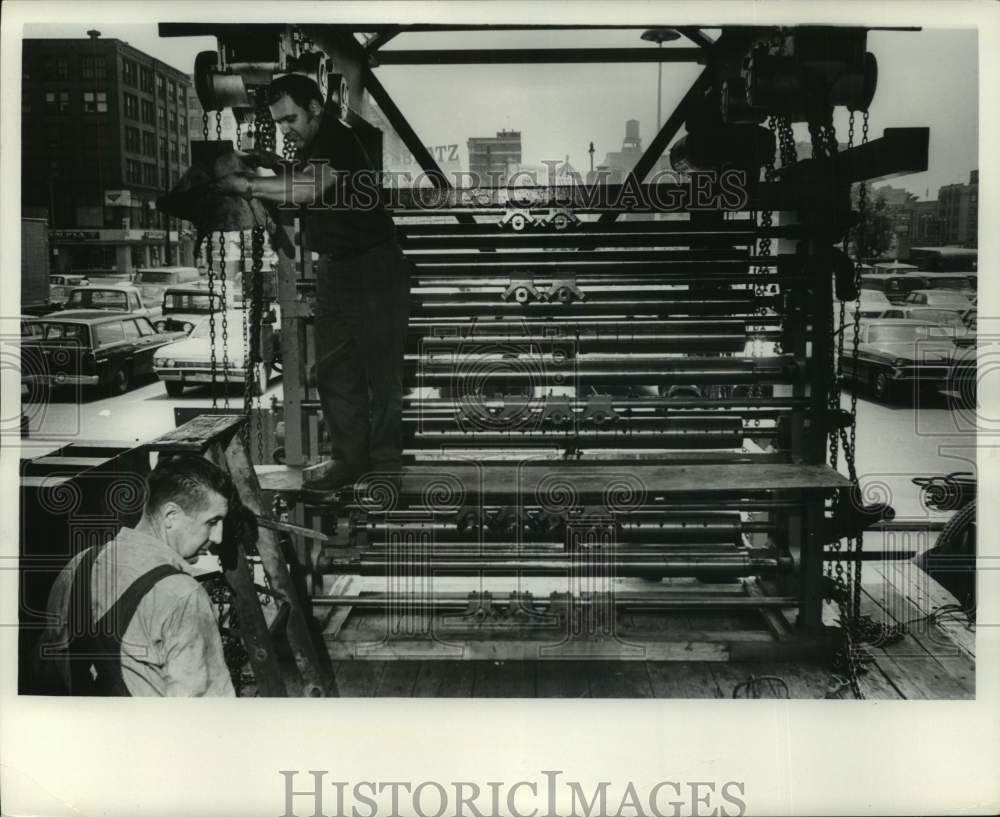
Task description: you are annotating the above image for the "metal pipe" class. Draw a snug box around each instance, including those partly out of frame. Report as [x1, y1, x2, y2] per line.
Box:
[373, 48, 706, 65]
[309, 593, 800, 609]
[323, 555, 786, 576]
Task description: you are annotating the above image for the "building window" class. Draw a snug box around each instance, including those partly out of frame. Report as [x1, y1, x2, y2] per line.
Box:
[125, 126, 141, 152]
[158, 105, 166, 130]
[83, 90, 108, 113]
[179, 88, 186, 108]
[142, 164, 159, 187]
[159, 136, 167, 160]
[46, 90, 71, 113]
[122, 58, 137, 87]
[123, 93, 139, 120]
[142, 131, 156, 157]
[126, 159, 142, 183]
[141, 99, 155, 124]
[43, 58, 69, 80]
[169, 110, 177, 131]
[81, 56, 108, 79]
[169, 80, 177, 102]
[179, 115, 187, 134]
[157, 75, 167, 98]
[140, 67, 154, 93]
[170, 139, 178, 162]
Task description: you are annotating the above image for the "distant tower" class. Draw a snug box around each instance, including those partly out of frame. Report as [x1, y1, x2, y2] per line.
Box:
[623, 119, 642, 153]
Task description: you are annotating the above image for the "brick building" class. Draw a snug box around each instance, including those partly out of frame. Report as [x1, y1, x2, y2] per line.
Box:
[21, 33, 194, 275]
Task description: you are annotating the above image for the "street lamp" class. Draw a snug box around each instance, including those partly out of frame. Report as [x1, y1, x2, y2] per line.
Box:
[641, 29, 681, 134]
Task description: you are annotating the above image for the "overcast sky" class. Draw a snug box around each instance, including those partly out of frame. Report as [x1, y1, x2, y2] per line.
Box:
[23, 23, 978, 199]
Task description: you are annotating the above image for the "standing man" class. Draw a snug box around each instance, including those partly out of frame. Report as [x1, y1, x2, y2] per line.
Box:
[35, 456, 236, 696]
[214, 74, 411, 494]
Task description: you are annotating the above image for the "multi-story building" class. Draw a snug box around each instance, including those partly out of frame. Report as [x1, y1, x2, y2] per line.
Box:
[938, 170, 978, 247]
[467, 130, 522, 187]
[22, 33, 194, 275]
[909, 200, 943, 246]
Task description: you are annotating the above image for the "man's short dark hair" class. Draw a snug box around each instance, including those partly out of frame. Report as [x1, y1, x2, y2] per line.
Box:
[267, 74, 324, 112]
[145, 455, 234, 516]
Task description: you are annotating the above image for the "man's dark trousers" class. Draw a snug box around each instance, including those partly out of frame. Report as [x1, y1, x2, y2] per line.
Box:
[313, 243, 411, 476]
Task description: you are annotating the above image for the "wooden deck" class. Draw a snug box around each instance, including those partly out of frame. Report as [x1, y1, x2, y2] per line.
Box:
[316, 560, 975, 700]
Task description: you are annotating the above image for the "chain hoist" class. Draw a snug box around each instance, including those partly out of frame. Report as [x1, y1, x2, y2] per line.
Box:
[219, 231, 231, 406]
[251, 223, 267, 463]
[205, 234, 219, 407]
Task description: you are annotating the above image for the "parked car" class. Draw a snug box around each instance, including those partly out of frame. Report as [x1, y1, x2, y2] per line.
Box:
[878, 305, 973, 335]
[132, 266, 202, 306]
[902, 289, 973, 309]
[838, 318, 962, 402]
[860, 272, 930, 304]
[837, 290, 892, 325]
[21, 312, 186, 396]
[61, 284, 158, 320]
[155, 284, 228, 333]
[49, 274, 90, 306]
[921, 272, 976, 295]
[153, 308, 278, 397]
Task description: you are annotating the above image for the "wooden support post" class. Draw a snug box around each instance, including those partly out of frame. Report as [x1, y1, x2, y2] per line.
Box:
[798, 500, 827, 632]
[277, 213, 305, 467]
[219, 429, 333, 697]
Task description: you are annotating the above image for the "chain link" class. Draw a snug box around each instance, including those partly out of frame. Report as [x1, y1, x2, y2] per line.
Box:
[219, 231, 231, 405]
[205, 234, 219, 407]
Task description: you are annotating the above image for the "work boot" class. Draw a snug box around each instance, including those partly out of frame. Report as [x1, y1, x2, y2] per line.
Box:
[301, 459, 366, 493]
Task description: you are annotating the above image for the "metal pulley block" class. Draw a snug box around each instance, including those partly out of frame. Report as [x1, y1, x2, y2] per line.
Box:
[543, 208, 580, 231]
[541, 395, 573, 427]
[546, 278, 584, 304]
[459, 591, 499, 624]
[502, 278, 542, 304]
[580, 394, 617, 427]
[456, 507, 481, 535]
[194, 50, 251, 110]
[499, 209, 534, 232]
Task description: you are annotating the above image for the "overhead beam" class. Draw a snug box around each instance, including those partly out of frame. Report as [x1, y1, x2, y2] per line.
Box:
[598, 65, 714, 223]
[677, 27, 716, 48]
[374, 48, 706, 66]
[365, 28, 402, 53]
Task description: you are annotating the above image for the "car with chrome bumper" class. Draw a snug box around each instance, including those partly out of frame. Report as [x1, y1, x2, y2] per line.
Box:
[21, 312, 186, 396]
[153, 309, 278, 397]
[837, 318, 962, 402]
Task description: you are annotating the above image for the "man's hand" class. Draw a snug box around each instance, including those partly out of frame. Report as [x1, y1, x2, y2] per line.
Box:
[211, 174, 253, 199]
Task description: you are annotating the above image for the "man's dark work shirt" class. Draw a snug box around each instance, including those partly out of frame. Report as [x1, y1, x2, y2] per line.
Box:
[293, 108, 395, 260]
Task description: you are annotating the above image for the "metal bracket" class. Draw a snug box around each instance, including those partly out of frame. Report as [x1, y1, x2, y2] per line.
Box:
[502, 279, 542, 304]
[580, 394, 617, 427]
[541, 395, 573, 427]
[546, 277, 585, 304]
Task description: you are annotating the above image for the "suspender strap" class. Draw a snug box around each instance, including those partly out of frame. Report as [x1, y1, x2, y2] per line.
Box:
[66, 546, 183, 696]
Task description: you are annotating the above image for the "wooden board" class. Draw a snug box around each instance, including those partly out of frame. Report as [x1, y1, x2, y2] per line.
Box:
[146, 414, 246, 452]
[257, 462, 849, 497]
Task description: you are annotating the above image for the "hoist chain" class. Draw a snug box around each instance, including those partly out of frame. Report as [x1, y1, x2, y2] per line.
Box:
[251, 225, 267, 463]
[240, 230, 252, 449]
[235, 118, 242, 151]
[824, 110, 873, 698]
[205, 234, 219, 407]
[776, 116, 797, 169]
[219, 231, 231, 405]
[201, 110, 209, 142]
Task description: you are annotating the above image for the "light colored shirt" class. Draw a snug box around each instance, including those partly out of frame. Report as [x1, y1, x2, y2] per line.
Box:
[38, 526, 235, 697]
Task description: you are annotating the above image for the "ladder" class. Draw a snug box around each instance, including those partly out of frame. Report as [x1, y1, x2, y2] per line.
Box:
[147, 414, 334, 697]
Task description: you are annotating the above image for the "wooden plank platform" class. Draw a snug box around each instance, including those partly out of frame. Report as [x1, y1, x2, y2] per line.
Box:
[258, 462, 849, 498]
[318, 561, 974, 699]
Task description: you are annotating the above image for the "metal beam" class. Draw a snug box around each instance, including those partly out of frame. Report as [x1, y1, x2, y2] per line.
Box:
[374, 47, 706, 65]
[677, 27, 716, 48]
[598, 65, 713, 223]
[365, 28, 402, 53]
[362, 68, 450, 189]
